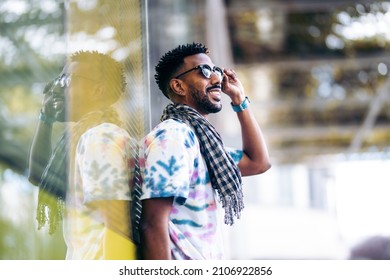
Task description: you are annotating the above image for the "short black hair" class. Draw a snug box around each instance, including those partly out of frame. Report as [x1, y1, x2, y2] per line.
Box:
[155, 42, 209, 98]
[70, 51, 126, 102]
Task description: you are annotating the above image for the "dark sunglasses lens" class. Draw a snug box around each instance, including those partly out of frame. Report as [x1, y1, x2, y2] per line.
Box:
[200, 65, 223, 79]
[215, 67, 223, 77]
[58, 74, 71, 88]
[200, 65, 212, 78]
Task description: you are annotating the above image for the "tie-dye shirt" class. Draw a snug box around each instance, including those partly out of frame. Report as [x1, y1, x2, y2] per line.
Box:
[140, 119, 243, 260]
[64, 123, 137, 260]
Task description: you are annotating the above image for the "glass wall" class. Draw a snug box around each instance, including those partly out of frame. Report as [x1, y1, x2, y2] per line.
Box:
[0, 0, 149, 259]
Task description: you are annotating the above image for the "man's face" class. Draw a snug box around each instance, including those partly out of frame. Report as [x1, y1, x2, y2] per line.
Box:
[176, 53, 224, 116]
[46, 66, 68, 122]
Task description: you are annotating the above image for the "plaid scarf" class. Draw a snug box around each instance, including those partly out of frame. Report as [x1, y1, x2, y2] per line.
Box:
[161, 103, 244, 225]
[36, 108, 122, 234]
[130, 149, 142, 246]
[36, 132, 68, 234]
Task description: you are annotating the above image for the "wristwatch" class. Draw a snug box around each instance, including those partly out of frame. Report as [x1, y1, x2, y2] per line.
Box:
[231, 96, 250, 112]
[39, 110, 56, 124]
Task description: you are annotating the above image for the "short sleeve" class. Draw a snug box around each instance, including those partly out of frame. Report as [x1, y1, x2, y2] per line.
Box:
[140, 121, 196, 204]
[225, 147, 243, 164]
[76, 124, 133, 204]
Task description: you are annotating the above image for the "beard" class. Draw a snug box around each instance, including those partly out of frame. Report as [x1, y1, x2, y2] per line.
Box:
[188, 85, 222, 114]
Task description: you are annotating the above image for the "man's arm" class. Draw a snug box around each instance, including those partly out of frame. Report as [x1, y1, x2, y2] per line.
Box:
[28, 94, 56, 185]
[222, 69, 271, 176]
[140, 197, 173, 260]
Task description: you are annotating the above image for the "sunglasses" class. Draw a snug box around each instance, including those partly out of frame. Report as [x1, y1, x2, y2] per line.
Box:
[43, 73, 97, 93]
[175, 64, 224, 79]
[56, 73, 71, 88]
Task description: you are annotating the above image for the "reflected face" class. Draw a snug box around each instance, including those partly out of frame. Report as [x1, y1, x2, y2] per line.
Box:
[47, 62, 99, 122]
[45, 67, 68, 122]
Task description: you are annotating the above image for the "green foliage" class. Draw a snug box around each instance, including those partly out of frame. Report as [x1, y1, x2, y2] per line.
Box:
[0, 0, 66, 260]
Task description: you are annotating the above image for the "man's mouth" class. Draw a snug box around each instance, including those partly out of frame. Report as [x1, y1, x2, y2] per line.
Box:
[207, 86, 222, 102]
[53, 97, 65, 111]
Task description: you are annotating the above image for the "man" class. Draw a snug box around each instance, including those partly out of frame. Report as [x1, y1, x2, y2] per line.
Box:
[139, 43, 271, 259]
[28, 51, 137, 259]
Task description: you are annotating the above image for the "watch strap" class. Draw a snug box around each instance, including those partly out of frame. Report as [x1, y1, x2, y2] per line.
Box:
[39, 110, 56, 124]
[231, 96, 250, 112]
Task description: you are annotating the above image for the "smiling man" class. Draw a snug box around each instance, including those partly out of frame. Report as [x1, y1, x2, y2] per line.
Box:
[139, 43, 271, 260]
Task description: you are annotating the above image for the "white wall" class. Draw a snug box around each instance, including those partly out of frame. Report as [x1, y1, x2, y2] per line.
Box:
[223, 156, 390, 259]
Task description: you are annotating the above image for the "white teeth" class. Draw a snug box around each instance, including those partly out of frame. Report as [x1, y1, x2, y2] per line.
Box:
[208, 91, 221, 102]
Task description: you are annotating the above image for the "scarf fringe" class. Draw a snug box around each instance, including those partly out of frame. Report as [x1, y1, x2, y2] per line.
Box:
[36, 189, 65, 234]
[219, 188, 244, 226]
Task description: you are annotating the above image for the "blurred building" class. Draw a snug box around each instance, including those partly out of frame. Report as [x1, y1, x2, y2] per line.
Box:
[147, 0, 390, 259]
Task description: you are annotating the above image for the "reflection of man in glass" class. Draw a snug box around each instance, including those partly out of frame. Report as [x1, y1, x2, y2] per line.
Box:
[28, 51, 137, 259]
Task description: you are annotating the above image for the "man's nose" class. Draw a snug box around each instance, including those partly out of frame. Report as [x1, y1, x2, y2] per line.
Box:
[210, 71, 223, 84]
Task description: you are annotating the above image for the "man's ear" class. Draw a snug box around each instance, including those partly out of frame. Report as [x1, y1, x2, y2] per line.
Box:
[169, 79, 186, 97]
[91, 84, 105, 101]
